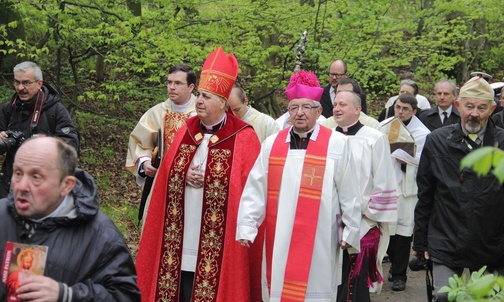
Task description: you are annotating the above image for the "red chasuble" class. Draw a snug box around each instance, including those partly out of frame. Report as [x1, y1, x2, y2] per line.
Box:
[136, 113, 263, 302]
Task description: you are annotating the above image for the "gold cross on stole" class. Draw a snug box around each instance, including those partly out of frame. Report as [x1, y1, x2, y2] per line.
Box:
[303, 167, 322, 186]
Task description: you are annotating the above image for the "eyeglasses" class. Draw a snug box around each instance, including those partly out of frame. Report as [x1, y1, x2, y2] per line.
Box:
[167, 80, 187, 87]
[13, 80, 38, 87]
[329, 73, 346, 78]
[288, 105, 319, 113]
[394, 104, 413, 113]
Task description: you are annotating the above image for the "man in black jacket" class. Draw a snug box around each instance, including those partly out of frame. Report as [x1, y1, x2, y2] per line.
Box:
[0, 61, 79, 198]
[320, 60, 369, 118]
[0, 137, 140, 301]
[419, 79, 460, 131]
[413, 76, 504, 302]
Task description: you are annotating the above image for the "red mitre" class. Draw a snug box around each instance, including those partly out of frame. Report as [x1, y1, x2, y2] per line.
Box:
[198, 47, 238, 100]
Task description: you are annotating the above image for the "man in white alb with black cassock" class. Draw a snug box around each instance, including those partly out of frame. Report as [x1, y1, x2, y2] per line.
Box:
[380, 93, 430, 292]
[332, 90, 398, 302]
[237, 70, 362, 302]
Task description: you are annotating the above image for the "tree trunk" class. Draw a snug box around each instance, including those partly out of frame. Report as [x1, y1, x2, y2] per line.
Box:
[126, 0, 142, 17]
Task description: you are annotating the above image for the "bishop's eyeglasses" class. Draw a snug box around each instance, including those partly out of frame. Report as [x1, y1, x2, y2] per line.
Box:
[288, 105, 319, 113]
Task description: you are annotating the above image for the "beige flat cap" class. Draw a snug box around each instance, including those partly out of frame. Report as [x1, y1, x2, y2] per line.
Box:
[459, 76, 494, 101]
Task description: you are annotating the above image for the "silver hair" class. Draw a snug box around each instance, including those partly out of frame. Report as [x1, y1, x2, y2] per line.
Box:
[434, 79, 458, 96]
[13, 61, 43, 81]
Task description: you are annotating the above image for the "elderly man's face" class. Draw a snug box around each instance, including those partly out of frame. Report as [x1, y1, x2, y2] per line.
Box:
[12, 139, 72, 219]
[455, 98, 496, 134]
[196, 91, 226, 125]
[14, 69, 43, 102]
[399, 85, 415, 96]
[435, 82, 456, 110]
[288, 98, 322, 132]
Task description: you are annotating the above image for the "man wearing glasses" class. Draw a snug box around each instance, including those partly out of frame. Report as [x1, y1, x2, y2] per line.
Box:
[0, 61, 79, 198]
[126, 64, 197, 220]
[320, 60, 349, 118]
[237, 70, 361, 301]
[380, 93, 430, 291]
[136, 47, 262, 302]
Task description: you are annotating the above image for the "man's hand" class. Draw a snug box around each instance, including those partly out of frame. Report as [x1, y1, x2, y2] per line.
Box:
[186, 165, 205, 188]
[16, 275, 60, 302]
[238, 239, 250, 248]
[412, 250, 430, 260]
[340, 240, 353, 250]
[143, 160, 158, 178]
[0, 131, 7, 140]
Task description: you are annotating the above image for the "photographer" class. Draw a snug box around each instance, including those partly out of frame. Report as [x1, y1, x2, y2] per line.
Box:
[0, 61, 79, 198]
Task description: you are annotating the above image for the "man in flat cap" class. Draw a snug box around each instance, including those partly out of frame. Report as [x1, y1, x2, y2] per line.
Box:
[135, 47, 262, 302]
[413, 76, 504, 302]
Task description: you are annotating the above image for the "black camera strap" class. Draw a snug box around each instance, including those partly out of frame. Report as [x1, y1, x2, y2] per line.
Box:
[426, 266, 434, 302]
[30, 90, 45, 129]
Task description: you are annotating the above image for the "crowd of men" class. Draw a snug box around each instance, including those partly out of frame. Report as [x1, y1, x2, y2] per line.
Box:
[1, 54, 503, 302]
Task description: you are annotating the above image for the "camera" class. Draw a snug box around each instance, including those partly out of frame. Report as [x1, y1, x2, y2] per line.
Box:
[409, 255, 432, 271]
[0, 130, 26, 154]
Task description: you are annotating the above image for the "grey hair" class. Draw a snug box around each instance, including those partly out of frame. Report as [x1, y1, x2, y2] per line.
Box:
[13, 61, 43, 81]
[434, 79, 458, 96]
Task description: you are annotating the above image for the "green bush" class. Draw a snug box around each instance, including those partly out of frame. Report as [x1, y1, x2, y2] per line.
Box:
[439, 266, 504, 301]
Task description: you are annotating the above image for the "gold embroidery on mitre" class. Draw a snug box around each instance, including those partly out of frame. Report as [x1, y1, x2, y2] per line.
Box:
[199, 71, 234, 99]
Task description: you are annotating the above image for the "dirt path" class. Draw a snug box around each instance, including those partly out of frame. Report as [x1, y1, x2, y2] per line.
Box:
[371, 261, 430, 302]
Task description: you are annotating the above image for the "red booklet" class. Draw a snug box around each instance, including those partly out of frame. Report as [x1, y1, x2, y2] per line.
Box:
[2, 242, 48, 301]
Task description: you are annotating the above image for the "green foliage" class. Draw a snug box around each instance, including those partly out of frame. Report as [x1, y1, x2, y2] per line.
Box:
[100, 201, 139, 236]
[2, 0, 503, 118]
[460, 147, 504, 183]
[2, 0, 504, 248]
[438, 266, 504, 301]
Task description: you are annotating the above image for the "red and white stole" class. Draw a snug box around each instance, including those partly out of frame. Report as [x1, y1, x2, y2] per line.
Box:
[266, 126, 331, 301]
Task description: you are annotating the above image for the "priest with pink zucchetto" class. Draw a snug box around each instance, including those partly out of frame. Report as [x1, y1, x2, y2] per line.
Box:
[237, 70, 362, 302]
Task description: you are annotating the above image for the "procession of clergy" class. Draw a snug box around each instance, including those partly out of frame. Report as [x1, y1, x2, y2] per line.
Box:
[127, 47, 502, 302]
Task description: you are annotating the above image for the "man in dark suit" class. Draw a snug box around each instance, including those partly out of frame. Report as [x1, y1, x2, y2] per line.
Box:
[320, 60, 348, 118]
[320, 60, 367, 117]
[419, 79, 460, 131]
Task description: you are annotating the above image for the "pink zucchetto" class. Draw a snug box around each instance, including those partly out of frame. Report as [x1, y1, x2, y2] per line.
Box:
[285, 70, 324, 102]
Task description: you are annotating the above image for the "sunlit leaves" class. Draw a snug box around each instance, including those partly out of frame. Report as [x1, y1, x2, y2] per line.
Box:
[461, 146, 504, 183]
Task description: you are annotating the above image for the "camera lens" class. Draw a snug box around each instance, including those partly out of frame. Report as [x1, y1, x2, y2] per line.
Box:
[0, 137, 17, 154]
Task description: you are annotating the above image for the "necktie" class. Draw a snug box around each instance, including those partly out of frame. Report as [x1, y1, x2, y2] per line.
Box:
[468, 133, 478, 142]
[442, 112, 448, 124]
